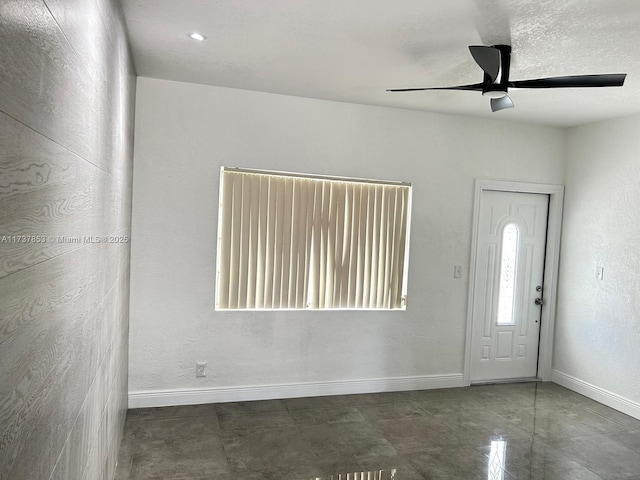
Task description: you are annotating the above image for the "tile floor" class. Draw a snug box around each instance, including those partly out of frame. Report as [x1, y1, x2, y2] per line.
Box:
[115, 382, 640, 480]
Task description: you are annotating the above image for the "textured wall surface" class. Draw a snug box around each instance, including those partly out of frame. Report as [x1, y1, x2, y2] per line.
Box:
[554, 115, 640, 404]
[129, 77, 565, 398]
[0, 1, 135, 479]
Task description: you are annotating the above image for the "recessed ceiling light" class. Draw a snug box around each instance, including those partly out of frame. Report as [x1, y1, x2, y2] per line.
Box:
[189, 32, 205, 41]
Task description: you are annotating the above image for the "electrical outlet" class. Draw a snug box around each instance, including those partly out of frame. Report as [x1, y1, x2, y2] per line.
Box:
[196, 362, 206, 378]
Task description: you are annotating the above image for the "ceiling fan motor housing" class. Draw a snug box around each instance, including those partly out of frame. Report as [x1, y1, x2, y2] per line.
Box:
[481, 44, 511, 98]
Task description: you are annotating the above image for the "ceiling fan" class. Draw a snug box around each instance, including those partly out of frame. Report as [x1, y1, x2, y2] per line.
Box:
[387, 45, 627, 112]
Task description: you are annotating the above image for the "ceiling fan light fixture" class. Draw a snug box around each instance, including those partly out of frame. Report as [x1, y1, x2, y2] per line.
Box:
[482, 90, 508, 99]
[491, 95, 514, 112]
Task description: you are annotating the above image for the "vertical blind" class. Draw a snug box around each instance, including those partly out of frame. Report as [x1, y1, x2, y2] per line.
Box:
[216, 168, 411, 310]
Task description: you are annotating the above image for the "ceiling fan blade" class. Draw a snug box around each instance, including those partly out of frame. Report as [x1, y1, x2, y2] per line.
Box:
[509, 74, 626, 89]
[469, 45, 501, 82]
[490, 95, 514, 112]
[386, 83, 484, 92]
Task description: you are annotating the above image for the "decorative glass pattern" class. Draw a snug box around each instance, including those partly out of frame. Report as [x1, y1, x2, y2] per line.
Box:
[497, 223, 519, 325]
[488, 439, 507, 480]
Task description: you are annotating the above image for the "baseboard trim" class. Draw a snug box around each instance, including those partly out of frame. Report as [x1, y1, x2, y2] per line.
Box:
[552, 369, 640, 420]
[128, 373, 465, 409]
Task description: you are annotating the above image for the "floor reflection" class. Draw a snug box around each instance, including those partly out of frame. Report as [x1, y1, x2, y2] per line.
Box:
[487, 439, 506, 480]
[307, 470, 396, 480]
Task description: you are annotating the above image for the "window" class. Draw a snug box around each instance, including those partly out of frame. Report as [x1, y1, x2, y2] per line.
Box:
[496, 223, 519, 325]
[216, 167, 412, 310]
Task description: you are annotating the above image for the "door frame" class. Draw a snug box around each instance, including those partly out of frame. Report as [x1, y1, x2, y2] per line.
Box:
[463, 180, 564, 385]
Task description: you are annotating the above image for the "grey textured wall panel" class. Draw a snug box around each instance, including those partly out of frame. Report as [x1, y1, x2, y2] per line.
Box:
[0, 0, 135, 478]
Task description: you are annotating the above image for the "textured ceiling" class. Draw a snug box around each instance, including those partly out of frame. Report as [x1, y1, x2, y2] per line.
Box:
[120, 0, 640, 127]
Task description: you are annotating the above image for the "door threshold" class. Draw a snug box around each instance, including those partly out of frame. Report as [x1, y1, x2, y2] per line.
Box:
[471, 377, 541, 386]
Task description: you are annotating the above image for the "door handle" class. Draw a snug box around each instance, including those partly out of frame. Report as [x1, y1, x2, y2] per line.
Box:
[534, 298, 543, 306]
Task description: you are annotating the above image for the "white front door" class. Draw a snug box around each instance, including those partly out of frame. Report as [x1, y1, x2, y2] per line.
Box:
[470, 190, 549, 382]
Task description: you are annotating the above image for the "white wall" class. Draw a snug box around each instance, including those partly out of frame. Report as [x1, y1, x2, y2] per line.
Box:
[552, 114, 640, 416]
[129, 77, 565, 405]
